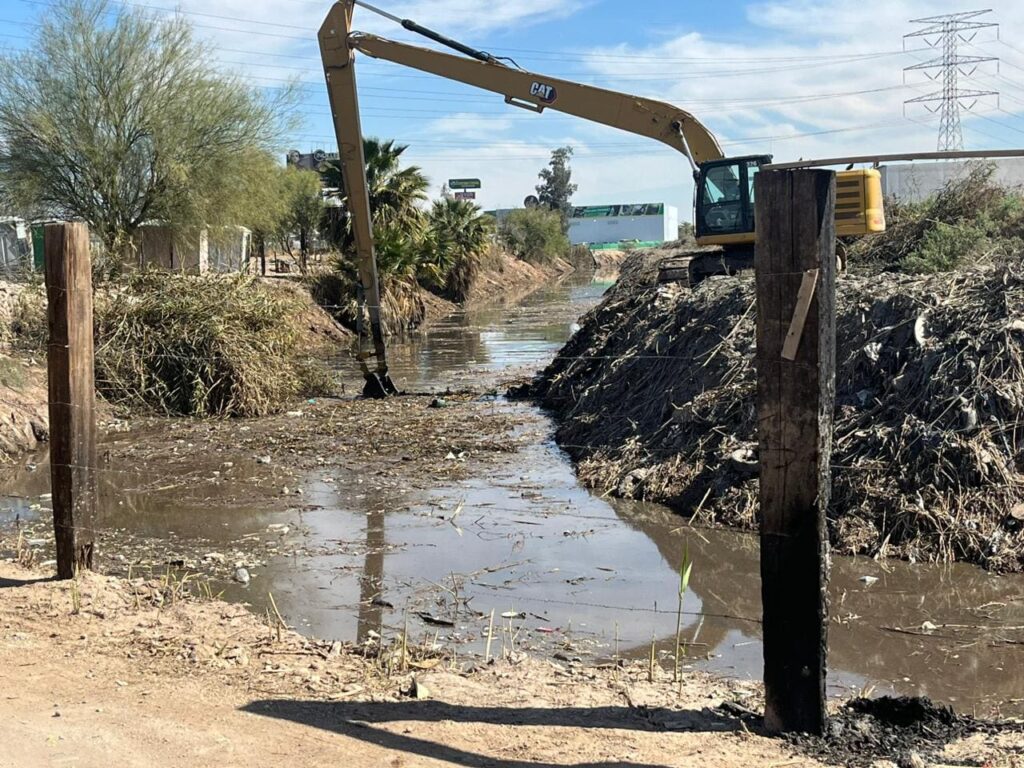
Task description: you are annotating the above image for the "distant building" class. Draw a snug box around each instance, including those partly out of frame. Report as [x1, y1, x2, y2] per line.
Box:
[0, 218, 31, 275]
[880, 158, 1024, 203]
[132, 224, 252, 274]
[567, 203, 678, 247]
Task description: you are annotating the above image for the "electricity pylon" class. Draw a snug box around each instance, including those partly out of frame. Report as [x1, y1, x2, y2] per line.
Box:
[904, 10, 999, 151]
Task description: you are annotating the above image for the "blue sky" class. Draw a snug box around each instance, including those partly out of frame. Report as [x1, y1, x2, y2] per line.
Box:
[5, 0, 1024, 217]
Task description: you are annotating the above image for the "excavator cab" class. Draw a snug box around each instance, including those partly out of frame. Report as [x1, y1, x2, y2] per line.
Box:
[694, 155, 771, 248]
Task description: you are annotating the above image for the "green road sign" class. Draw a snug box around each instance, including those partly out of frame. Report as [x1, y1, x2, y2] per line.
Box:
[448, 178, 481, 189]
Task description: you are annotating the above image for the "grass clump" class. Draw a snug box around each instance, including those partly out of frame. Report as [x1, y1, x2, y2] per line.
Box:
[848, 163, 1024, 273]
[95, 272, 334, 416]
[1, 283, 47, 351]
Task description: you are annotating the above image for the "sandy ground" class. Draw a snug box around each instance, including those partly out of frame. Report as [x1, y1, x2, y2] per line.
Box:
[0, 560, 818, 768]
[2, 560, 1020, 768]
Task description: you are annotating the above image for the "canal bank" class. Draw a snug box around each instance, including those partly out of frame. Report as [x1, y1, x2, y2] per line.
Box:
[2, 270, 1023, 726]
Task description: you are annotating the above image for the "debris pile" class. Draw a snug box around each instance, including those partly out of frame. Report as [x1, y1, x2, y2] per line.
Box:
[532, 249, 1024, 571]
[94, 272, 337, 417]
[790, 696, 1020, 767]
[847, 162, 1024, 273]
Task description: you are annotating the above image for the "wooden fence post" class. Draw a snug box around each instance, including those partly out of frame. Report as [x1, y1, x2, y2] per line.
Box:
[754, 169, 836, 735]
[44, 222, 97, 579]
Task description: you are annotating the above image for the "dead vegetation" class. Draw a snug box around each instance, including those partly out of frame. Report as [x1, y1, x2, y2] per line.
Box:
[531, 237, 1024, 570]
[94, 272, 336, 417]
[307, 268, 446, 337]
[847, 163, 1024, 273]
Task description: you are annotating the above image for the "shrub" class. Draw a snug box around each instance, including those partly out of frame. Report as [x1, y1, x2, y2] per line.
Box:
[498, 207, 569, 265]
[900, 221, 989, 274]
[421, 198, 494, 301]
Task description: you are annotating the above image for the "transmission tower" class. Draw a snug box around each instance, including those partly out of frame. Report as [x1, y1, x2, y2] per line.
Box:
[903, 9, 999, 151]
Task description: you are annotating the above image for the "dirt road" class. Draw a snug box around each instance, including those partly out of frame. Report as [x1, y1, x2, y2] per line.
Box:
[0, 561, 820, 768]
[3, 561, 1022, 768]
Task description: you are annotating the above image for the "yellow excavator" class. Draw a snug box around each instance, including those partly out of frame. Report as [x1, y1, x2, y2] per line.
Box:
[317, 0, 886, 397]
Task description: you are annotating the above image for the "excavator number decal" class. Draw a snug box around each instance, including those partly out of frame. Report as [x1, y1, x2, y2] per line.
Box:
[530, 82, 557, 103]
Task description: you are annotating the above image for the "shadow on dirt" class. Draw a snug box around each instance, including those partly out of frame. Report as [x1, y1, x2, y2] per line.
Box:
[0, 574, 54, 589]
[241, 699, 744, 768]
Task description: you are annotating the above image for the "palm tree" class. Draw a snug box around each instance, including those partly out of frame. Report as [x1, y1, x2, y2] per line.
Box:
[364, 139, 429, 234]
[322, 137, 429, 258]
[423, 197, 495, 301]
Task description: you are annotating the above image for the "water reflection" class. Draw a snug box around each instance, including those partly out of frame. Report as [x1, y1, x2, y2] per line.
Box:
[612, 500, 1024, 715]
[358, 507, 385, 643]
[337, 274, 612, 393]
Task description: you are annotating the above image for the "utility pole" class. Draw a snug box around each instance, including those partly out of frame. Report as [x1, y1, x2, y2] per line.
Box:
[904, 10, 999, 151]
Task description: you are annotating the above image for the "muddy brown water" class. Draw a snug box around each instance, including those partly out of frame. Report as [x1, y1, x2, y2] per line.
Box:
[2, 273, 1023, 717]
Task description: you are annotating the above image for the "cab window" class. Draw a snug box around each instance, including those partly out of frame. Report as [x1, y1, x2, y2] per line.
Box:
[747, 160, 760, 203]
[702, 164, 742, 205]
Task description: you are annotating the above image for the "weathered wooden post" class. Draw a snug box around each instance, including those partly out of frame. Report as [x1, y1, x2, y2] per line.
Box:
[44, 222, 97, 579]
[754, 169, 836, 735]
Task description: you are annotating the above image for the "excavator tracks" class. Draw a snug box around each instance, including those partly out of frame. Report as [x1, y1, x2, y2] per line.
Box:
[656, 246, 755, 286]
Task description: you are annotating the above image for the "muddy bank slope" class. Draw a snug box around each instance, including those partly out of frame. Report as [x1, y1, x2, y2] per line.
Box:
[0, 357, 47, 461]
[1, 282, 48, 461]
[313, 247, 577, 337]
[465, 248, 576, 306]
[531, 249, 1024, 572]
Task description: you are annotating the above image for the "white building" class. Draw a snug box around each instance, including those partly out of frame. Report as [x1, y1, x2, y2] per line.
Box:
[566, 203, 678, 246]
[880, 158, 1024, 203]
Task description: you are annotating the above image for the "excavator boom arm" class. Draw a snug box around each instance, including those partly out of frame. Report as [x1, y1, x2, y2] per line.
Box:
[345, 32, 723, 167]
[317, 0, 723, 395]
[319, 2, 397, 396]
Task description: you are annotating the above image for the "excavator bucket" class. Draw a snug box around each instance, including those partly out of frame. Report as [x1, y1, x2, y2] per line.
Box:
[363, 371, 399, 399]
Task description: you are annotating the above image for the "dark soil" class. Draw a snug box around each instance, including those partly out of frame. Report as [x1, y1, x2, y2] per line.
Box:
[789, 696, 1023, 767]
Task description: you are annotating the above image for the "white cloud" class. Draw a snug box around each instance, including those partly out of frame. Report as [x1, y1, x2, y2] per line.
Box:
[399, 0, 1024, 219]
[577, 0, 1023, 159]
[745, 0, 997, 38]
[168, 0, 583, 52]
[426, 112, 516, 137]
[384, 0, 585, 36]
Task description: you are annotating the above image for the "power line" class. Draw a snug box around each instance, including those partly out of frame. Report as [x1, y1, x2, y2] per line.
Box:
[903, 9, 1000, 151]
[1, 2, 989, 157]
[7, 1, 939, 88]
[12, 0, 933, 66]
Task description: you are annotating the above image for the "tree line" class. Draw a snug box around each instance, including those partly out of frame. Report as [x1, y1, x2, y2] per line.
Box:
[0, 0, 577, 296]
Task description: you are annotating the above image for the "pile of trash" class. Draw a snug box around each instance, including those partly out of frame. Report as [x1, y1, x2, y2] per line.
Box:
[532, 249, 1024, 571]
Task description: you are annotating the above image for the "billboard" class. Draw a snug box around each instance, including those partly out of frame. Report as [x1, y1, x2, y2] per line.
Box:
[286, 149, 338, 173]
[448, 178, 481, 189]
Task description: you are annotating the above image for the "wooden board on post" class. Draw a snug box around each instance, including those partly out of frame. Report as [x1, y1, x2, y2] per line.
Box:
[753, 169, 836, 735]
[44, 222, 97, 579]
